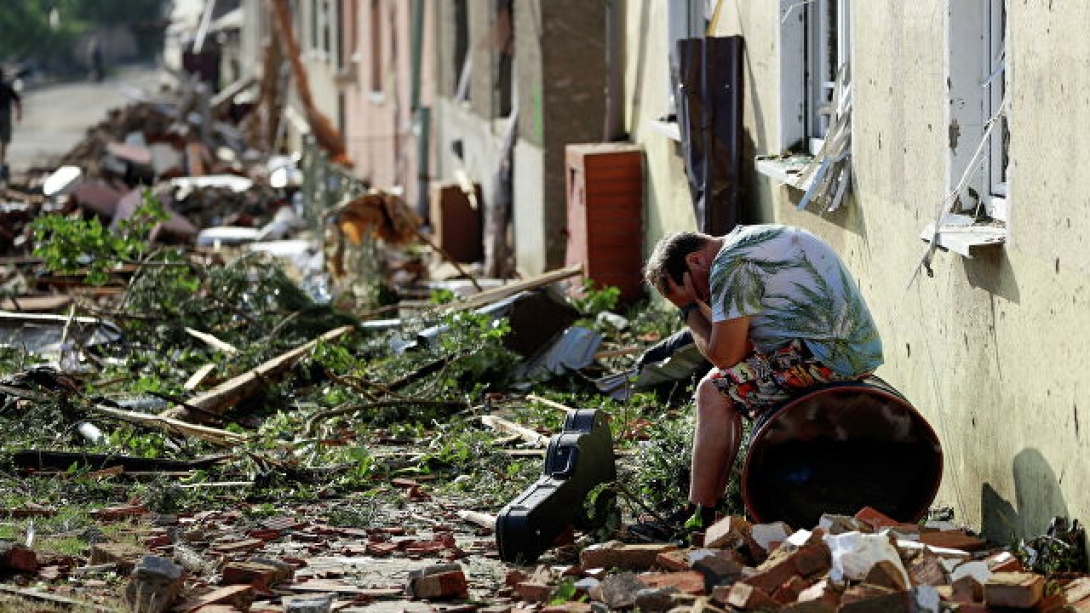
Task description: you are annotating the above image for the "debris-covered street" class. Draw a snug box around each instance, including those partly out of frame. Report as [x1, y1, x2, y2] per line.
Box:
[2, 0, 1090, 612]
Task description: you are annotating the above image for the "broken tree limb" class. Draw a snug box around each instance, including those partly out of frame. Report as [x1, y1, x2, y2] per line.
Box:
[304, 399, 467, 437]
[161, 325, 355, 424]
[184, 327, 238, 355]
[0, 584, 112, 612]
[87, 403, 246, 447]
[527, 394, 576, 414]
[445, 263, 584, 313]
[480, 415, 548, 447]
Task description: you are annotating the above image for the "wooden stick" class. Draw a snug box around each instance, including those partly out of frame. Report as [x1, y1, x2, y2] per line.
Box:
[184, 327, 238, 355]
[161, 325, 354, 423]
[89, 403, 246, 447]
[0, 583, 112, 611]
[445, 263, 583, 313]
[480, 415, 548, 447]
[527, 394, 577, 414]
[456, 510, 497, 529]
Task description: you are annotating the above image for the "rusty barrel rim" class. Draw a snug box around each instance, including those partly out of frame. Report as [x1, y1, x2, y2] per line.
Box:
[740, 377, 943, 527]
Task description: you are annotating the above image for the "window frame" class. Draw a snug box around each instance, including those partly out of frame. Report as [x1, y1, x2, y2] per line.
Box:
[804, 0, 850, 154]
[369, 0, 383, 95]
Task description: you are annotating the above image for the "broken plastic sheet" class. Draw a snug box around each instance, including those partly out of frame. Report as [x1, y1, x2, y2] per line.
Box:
[513, 326, 603, 383]
[0, 311, 123, 370]
[595, 342, 708, 401]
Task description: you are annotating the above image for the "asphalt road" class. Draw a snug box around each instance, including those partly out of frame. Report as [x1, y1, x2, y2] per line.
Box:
[6, 64, 162, 176]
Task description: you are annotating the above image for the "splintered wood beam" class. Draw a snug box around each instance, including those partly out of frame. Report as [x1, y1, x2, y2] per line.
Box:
[161, 325, 355, 424]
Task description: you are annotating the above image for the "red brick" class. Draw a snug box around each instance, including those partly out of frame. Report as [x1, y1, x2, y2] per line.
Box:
[918, 530, 988, 552]
[741, 542, 831, 594]
[177, 584, 255, 612]
[864, 559, 909, 592]
[638, 570, 706, 595]
[144, 535, 172, 549]
[655, 548, 691, 571]
[771, 575, 811, 605]
[580, 542, 677, 571]
[541, 603, 592, 613]
[89, 542, 144, 574]
[1065, 576, 1090, 604]
[91, 504, 147, 520]
[903, 548, 948, 586]
[950, 575, 983, 603]
[212, 539, 265, 555]
[515, 581, 553, 603]
[985, 550, 1025, 573]
[366, 541, 399, 557]
[718, 582, 779, 610]
[781, 599, 837, 612]
[409, 570, 468, 600]
[985, 572, 1045, 609]
[853, 506, 900, 530]
[0, 541, 38, 573]
[703, 515, 751, 549]
[246, 529, 281, 541]
[221, 561, 293, 590]
[838, 590, 914, 613]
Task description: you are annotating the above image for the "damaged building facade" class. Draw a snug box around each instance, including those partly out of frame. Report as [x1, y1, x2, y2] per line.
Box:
[237, 0, 1090, 543]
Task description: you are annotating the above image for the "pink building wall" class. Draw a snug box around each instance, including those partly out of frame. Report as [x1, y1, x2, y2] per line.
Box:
[341, 0, 435, 212]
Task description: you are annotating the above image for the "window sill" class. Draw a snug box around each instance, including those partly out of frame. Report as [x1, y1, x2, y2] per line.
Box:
[646, 119, 681, 142]
[755, 154, 814, 191]
[919, 213, 1006, 258]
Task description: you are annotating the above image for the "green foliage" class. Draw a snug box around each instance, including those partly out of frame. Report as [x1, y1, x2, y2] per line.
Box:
[571, 280, 621, 316]
[0, 0, 165, 66]
[31, 191, 168, 285]
[1014, 517, 1088, 575]
[622, 413, 693, 514]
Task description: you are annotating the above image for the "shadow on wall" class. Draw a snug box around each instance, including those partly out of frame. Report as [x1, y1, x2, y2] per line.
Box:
[980, 448, 1070, 545]
[962, 244, 1021, 305]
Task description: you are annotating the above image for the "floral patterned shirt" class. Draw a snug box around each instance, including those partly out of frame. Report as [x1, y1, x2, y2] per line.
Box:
[709, 224, 883, 377]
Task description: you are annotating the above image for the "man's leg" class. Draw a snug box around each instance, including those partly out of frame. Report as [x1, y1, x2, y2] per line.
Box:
[689, 372, 743, 508]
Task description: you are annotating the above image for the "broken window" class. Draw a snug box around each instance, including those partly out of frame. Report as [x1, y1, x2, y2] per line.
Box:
[918, 0, 1008, 262]
[755, 0, 853, 212]
[804, 0, 849, 153]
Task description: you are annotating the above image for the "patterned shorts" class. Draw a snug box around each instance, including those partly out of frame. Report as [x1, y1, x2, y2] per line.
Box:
[709, 340, 861, 421]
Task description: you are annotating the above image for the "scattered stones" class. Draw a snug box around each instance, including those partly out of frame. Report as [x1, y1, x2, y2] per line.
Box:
[124, 555, 185, 613]
[0, 540, 38, 573]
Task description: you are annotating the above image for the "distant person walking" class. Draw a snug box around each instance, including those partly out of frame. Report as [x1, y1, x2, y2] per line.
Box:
[0, 73, 22, 180]
[89, 36, 105, 82]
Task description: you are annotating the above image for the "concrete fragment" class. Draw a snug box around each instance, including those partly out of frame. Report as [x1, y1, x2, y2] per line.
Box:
[579, 541, 677, 571]
[0, 540, 38, 573]
[282, 593, 333, 613]
[900, 546, 948, 586]
[540, 602, 592, 613]
[124, 555, 185, 613]
[635, 586, 680, 613]
[825, 531, 909, 585]
[984, 571, 1045, 609]
[949, 560, 991, 584]
[589, 571, 647, 610]
[1065, 576, 1090, 605]
[818, 514, 867, 534]
[796, 579, 843, 609]
[750, 521, 792, 554]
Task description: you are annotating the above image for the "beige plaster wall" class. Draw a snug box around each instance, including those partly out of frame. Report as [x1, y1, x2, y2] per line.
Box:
[635, 0, 1090, 539]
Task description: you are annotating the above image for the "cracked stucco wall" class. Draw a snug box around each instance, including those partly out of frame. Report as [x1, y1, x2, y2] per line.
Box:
[691, 0, 1090, 540]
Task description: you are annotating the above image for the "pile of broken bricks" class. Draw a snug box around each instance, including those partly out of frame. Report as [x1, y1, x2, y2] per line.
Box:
[1, 502, 1088, 612]
[494, 506, 1087, 613]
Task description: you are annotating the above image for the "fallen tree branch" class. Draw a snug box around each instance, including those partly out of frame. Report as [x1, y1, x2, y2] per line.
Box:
[527, 394, 577, 414]
[88, 403, 246, 447]
[480, 415, 548, 447]
[161, 325, 355, 423]
[305, 399, 467, 437]
[444, 263, 584, 313]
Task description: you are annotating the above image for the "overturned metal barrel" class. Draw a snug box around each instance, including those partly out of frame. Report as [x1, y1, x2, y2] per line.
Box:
[741, 376, 943, 529]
